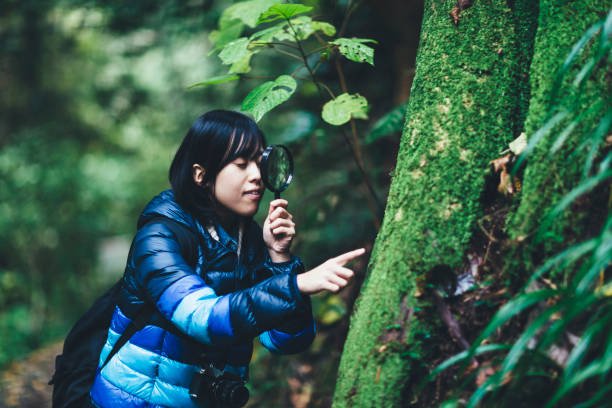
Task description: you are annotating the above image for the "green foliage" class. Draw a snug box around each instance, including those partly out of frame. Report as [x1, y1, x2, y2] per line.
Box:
[218, 37, 257, 73]
[330, 38, 377, 66]
[321, 93, 369, 126]
[1, 4, 389, 406]
[0, 0, 231, 368]
[188, 74, 240, 88]
[226, 0, 279, 27]
[432, 10, 612, 406]
[257, 3, 313, 24]
[241, 75, 297, 122]
[205, 0, 377, 123]
[250, 16, 336, 43]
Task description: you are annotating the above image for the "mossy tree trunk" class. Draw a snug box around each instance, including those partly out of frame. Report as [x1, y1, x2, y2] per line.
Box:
[506, 0, 610, 265]
[333, 1, 537, 406]
[334, 0, 609, 406]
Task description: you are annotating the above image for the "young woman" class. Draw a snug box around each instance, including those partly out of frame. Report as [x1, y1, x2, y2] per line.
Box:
[89, 110, 365, 407]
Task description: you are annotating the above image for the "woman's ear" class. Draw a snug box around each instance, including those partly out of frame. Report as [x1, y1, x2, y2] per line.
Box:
[192, 164, 206, 186]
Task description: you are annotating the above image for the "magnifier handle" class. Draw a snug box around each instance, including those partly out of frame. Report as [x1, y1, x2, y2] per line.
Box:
[275, 191, 281, 200]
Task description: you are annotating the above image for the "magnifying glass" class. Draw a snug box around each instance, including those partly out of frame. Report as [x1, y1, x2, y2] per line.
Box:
[260, 145, 294, 199]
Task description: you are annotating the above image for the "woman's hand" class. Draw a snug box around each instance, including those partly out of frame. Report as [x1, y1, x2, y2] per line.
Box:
[296, 248, 366, 294]
[263, 199, 296, 262]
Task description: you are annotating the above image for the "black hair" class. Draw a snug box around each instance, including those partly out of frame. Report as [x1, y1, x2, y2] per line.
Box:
[169, 110, 266, 219]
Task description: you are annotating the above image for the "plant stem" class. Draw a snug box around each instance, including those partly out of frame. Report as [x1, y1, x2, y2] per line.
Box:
[286, 15, 382, 225]
[251, 41, 300, 50]
[335, 56, 384, 224]
[269, 46, 303, 62]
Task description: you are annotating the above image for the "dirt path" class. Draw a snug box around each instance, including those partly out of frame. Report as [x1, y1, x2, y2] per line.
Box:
[0, 341, 62, 408]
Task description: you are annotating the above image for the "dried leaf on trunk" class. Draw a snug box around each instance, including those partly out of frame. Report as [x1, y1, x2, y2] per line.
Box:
[450, 0, 474, 26]
[490, 154, 516, 195]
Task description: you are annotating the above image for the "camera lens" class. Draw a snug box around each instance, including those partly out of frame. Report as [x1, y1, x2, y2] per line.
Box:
[212, 379, 249, 408]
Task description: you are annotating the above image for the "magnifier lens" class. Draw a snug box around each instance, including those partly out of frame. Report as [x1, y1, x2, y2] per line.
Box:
[261, 145, 294, 196]
[267, 148, 290, 190]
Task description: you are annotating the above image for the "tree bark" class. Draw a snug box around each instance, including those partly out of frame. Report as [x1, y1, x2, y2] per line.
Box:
[333, 1, 537, 406]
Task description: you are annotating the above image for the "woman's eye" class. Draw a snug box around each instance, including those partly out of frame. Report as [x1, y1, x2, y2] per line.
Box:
[235, 161, 248, 169]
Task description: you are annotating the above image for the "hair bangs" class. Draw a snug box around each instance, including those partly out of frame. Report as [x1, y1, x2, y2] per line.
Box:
[223, 128, 265, 164]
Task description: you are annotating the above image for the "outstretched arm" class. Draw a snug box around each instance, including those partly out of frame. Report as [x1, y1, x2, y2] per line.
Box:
[131, 221, 310, 345]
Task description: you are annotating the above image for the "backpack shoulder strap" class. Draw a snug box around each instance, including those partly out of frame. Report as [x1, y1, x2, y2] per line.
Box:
[100, 302, 153, 370]
[101, 217, 198, 369]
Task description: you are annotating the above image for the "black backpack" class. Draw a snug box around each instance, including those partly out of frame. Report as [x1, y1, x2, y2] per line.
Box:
[49, 217, 195, 408]
[48, 279, 152, 408]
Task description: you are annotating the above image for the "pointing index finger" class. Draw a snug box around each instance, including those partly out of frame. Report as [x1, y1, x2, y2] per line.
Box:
[333, 248, 366, 265]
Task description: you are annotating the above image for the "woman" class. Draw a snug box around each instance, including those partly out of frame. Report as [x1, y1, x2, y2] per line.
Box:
[90, 110, 365, 407]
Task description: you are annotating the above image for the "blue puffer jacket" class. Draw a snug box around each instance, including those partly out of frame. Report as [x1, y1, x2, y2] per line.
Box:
[90, 190, 316, 407]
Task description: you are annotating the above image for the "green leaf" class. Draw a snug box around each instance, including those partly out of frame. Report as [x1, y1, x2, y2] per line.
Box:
[257, 3, 313, 25]
[188, 74, 240, 89]
[322, 93, 369, 126]
[525, 238, 597, 287]
[467, 290, 558, 362]
[498, 304, 564, 381]
[251, 16, 336, 44]
[330, 37, 377, 66]
[429, 344, 510, 379]
[550, 20, 603, 102]
[218, 38, 256, 74]
[366, 103, 407, 143]
[563, 312, 611, 381]
[549, 99, 603, 153]
[241, 75, 297, 122]
[513, 109, 569, 174]
[539, 168, 612, 241]
[209, 17, 245, 51]
[225, 0, 279, 27]
[547, 358, 612, 407]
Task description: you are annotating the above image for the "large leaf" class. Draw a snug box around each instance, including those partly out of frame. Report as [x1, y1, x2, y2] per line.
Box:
[251, 16, 335, 44]
[209, 18, 244, 51]
[241, 75, 297, 122]
[330, 37, 377, 66]
[188, 74, 240, 89]
[321, 93, 369, 126]
[218, 38, 256, 74]
[209, 0, 278, 50]
[225, 0, 279, 28]
[257, 3, 313, 25]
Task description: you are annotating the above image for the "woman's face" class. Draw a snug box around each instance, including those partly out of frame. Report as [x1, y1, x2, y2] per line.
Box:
[213, 156, 264, 217]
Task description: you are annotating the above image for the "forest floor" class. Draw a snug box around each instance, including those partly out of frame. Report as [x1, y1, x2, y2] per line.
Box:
[0, 341, 60, 408]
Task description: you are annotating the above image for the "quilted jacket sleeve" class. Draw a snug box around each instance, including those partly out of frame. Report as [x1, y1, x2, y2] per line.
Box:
[131, 221, 310, 345]
[254, 257, 316, 355]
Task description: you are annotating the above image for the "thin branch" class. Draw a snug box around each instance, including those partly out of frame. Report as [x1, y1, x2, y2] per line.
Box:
[268, 45, 304, 62]
[334, 55, 384, 218]
[286, 17, 325, 97]
[283, 12, 382, 224]
[305, 45, 331, 58]
[250, 41, 300, 50]
[339, 0, 363, 37]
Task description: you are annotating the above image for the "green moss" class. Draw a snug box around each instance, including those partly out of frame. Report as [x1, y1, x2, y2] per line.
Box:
[333, 1, 538, 406]
[507, 0, 609, 272]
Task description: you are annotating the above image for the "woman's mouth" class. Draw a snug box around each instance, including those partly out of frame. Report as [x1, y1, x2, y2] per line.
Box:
[244, 189, 262, 200]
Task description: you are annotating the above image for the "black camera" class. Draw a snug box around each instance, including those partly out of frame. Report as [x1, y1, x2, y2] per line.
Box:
[189, 364, 249, 408]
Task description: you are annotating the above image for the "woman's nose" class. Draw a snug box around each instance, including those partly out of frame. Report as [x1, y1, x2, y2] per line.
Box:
[247, 161, 261, 181]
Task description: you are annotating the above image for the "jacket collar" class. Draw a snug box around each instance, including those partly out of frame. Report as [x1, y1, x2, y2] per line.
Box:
[137, 189, 240, 251]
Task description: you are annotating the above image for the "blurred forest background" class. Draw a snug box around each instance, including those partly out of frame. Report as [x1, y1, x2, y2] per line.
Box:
[0, 0, 421, 406]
